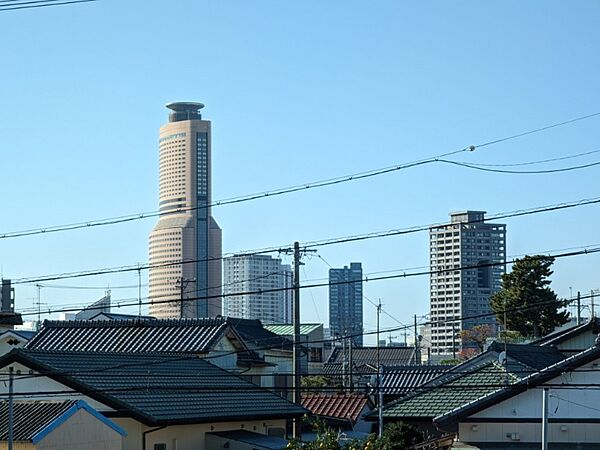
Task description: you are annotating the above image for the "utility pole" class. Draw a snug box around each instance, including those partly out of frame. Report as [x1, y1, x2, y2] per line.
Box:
[176, 277, 195, 319]
[542, 388, 549, 450]
[592, 290, 595, 318]
[8, 366, 14, 450]
[137, 266, 142, 317]
[378, 364, 384, 439]
[452, 323, 457, 360]
[413, 314, 419, 365]
[577, 291, 581, 325]
[348, 335, 354, 392]
[341, 334, 347, 390]
[376, 299, 382, 381]
[290, 241, 315, 440]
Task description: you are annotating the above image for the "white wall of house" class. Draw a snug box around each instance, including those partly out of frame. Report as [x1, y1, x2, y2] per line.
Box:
[458, 356, 600, 444]
[0, 363, 115, 412]
[0, 333, 29, 356]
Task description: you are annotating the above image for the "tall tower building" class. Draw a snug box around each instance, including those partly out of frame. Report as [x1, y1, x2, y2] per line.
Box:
[328, 263, 363, 346]
[149, 102, 222, 319]
[429, 211, 506, 358]
[222, 254, 293, 324]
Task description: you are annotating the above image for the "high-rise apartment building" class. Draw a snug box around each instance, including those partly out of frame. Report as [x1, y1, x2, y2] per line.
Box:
[149, 102, 222, 319]
[223, 255, 293, 324]
[329, 263, 363, 346]
[429, 211, 506, 357]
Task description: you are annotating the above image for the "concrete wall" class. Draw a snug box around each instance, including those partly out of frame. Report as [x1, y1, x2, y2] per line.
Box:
[112, 419, 286, 450]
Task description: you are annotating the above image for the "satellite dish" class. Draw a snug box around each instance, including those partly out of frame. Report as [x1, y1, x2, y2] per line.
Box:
[499, 351, 507, 366]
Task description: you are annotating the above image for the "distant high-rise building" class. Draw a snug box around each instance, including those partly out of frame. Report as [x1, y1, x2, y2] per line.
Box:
[328, 263, 363, 346]
[149, 102, 222, 319]
[223, 255, 293, 324]
[429, 211, 506, 357]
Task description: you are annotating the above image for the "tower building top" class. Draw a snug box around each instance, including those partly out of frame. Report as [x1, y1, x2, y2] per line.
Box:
[166, 102, 205, 122]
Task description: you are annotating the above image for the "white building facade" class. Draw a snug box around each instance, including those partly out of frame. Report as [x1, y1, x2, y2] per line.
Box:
[429, 211, 506, 358]
[223, 255, 292, 324]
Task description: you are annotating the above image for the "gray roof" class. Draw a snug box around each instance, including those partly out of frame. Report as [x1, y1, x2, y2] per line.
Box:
[382, 365, 450, 396]
[0, 400, 76, 441]
[326, 346, 416, 366]
[26, 317, 291, 356]
[0, 349, 307, 426]
[487, 342, 565, 371]
[89, 312, 156, 321]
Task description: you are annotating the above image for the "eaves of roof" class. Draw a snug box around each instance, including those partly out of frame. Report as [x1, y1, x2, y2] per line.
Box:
[534, 318, 600, 347]
[434, 343, 600, 428]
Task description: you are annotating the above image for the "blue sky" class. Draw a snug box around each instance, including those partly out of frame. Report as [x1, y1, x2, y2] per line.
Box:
[1, 0, 599, 340]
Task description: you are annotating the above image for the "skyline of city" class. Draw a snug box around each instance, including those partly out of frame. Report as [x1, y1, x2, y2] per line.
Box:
[1, 2, 599, 344]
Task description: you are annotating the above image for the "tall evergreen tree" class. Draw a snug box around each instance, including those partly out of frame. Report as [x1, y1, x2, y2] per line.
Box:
[490, 255, 570, 338]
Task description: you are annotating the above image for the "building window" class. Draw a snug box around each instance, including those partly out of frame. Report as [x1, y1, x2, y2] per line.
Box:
[154, 444, 167, 450]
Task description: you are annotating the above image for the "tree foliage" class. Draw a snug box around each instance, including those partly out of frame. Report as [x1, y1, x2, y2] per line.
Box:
[490, 256, 569, 338]
[286, 418, 423, 450]
[459, 324, 494, 353]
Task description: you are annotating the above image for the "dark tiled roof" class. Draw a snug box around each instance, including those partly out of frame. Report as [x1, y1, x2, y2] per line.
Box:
[90, 312, 156, 321]
[0, 400, 76, 441]
[382, 365, 450, 396]
[326, 346, 416, 366]
[1, 349, 307, 426]
[26, 318, 234, 353]
[26, 317, 293, 356]
[488, 342, 566, 370]
[302, 394, 370, 423]
[323, 362, 377, 377]
[227, 318, 293, 351]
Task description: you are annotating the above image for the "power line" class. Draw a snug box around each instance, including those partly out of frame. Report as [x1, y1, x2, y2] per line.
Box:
[10, 195, 600, 285]
[2, 112, 599, 241]
[15, 244, 600, 319]
[0, 0, 94, 11]
[454, 147, 600, 167]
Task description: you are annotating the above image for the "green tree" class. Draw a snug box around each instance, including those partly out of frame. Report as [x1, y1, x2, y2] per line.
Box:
[370, 422, 424, 450]
[490, 256, 569, 338]
[301, 375, 330, 393]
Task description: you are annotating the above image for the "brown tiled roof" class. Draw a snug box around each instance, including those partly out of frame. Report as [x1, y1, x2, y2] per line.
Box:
[302, 394, 370, 423]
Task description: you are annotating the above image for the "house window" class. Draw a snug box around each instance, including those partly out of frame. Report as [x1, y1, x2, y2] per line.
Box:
[154, 444, 167, 450]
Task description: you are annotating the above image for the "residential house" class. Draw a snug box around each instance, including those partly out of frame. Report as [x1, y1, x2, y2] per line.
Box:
[372, 343, 566, 440]
[324, 346, 416, 388]
[0, 329, 35, 356]
[380, 365, 450, 403]
[264, 323, 324, 373]
[302, 393, 373, 434]
[25, 317, 294, 394]
[0, 400, 126, 450]
[0, 349, 307, 450]
[435, 341, 600, 449]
